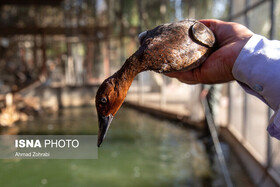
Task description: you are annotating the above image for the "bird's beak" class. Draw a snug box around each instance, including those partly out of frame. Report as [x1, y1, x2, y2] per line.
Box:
[97, 114, 113, 147]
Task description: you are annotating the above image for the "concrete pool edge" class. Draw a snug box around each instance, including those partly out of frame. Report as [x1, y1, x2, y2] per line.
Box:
[220, 127, 280, 187]
[123, 101, 205, 130]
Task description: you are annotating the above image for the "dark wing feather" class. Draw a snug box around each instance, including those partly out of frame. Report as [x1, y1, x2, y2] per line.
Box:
[191, 22, 215, 47]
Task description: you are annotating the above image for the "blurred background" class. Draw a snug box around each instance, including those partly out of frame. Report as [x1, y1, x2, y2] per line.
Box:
[0, 0, 279, 186]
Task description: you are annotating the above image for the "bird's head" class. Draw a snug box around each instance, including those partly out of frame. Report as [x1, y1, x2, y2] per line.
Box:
[95, 77, 127, 147]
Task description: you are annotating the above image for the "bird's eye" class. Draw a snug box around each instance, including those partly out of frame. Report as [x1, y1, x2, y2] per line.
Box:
[101, 97, 107, 104]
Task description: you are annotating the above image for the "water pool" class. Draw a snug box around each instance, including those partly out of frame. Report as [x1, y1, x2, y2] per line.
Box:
[0, 107, 253, 187]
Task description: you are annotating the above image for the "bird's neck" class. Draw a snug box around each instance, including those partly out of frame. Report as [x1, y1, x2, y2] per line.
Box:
[114, 54, 145, 90]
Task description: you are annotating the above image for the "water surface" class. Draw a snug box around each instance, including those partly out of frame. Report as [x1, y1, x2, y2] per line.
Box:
[0, 107, 252, 187]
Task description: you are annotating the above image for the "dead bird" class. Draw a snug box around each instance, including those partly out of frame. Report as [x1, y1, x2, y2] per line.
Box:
[96, 19, 215, 147]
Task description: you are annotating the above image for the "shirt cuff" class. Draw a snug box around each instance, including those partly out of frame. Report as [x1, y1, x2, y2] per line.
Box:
[232, 34, 280, 111]
[232, 34, 280, 140]
[267, 109, 280, 139]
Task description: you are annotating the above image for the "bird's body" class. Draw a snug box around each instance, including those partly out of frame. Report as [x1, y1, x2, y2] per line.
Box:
[137, 19, 215, 73]
[96, 19, 215, 146]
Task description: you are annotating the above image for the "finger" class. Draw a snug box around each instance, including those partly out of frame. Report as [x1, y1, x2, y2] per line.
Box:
[199, 19, 219, 26]
[199, 19, 223, 32]
[199, 19, 235, 46]
[164, 71, 199, 84]
[198, 44, 237, 83]
[164, 72, 183, 78]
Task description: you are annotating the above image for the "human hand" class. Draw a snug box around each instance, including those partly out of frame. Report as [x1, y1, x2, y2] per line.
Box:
[166, 19, 254, 84]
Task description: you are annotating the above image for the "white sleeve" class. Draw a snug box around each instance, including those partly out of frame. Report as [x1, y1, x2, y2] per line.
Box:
[232, 34, 280, 140]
